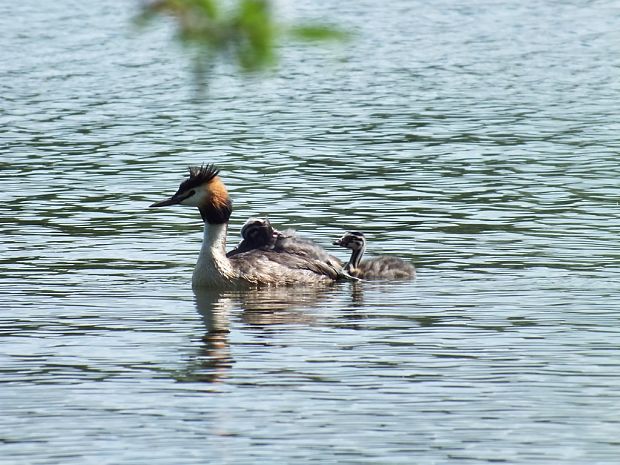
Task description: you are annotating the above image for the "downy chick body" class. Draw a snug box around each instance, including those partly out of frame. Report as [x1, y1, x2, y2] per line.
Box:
[333, 231, 415, 280]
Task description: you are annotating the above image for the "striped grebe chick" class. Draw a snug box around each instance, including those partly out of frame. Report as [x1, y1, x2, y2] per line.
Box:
[228, 218, 343, 271]
[333, 231, 415, 280]
[151, 165, 342, 288]
[226, 218, 282, 257]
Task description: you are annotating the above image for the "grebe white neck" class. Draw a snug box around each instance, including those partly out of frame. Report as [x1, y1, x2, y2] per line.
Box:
[192, 222, 236, 287]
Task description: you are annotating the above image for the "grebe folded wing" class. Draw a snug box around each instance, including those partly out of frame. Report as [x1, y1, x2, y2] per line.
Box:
[228, 248, 341, 284]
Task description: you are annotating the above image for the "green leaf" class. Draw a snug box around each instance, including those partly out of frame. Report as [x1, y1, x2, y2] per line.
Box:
[288, 24, 349, 42]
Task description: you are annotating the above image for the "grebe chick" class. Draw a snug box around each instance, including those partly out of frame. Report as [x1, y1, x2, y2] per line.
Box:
[228, 218, 343, 270]
[150, 164, 342, 288]
[227, 218, 282, 257]
[333, 231, 415, 280]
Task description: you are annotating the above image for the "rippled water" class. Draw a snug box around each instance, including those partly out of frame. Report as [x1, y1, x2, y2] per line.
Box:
[2, 0, 620, 463]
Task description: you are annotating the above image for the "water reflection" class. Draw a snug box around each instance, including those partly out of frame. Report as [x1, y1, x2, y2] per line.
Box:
[194, 285, 342, 326]
[181, 285, 343, 383]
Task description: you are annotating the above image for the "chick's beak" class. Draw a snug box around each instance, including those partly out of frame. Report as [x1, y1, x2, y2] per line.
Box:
[332, 239, 343, 246]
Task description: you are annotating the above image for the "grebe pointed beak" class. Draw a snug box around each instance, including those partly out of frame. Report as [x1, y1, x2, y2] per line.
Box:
[150, 191, 193, 207]
[150, 197, 178, 207]
[332, 239, 343, 246]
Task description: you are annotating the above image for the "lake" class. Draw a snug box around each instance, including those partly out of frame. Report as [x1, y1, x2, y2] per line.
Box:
[1, 0, 620, 463]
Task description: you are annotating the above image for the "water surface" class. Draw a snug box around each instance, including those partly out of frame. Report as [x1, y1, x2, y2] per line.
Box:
[1, 0, 620, 463]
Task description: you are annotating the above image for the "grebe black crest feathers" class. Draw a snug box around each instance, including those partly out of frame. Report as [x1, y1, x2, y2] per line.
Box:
[180, 164, 220, 193]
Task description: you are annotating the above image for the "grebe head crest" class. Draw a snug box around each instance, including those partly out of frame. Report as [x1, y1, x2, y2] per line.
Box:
[333, 231, 366, 250]
[150, 164, 232, 224]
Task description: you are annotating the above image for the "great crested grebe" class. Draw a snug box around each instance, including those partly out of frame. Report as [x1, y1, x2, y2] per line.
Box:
[150, 165, 342, 288]
[333, 231, 416, 280]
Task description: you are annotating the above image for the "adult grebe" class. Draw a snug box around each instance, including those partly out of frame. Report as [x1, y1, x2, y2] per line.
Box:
[333, 231, 415, 280]
[150, 165, 341, 288]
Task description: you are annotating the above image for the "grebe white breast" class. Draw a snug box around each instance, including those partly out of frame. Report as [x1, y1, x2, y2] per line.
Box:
[333, 231, 415, 280]
[150, 165, 342, 288]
